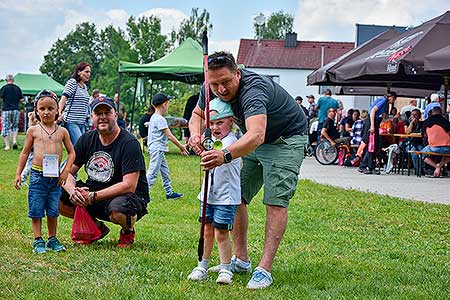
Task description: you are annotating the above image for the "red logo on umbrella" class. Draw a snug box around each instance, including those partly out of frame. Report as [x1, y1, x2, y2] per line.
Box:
[388, 46, 412, 62]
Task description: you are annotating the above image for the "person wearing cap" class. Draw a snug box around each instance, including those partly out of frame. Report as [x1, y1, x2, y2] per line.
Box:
[188, 51, 308, 289]
[188, 98, 241, 285]
[59, 96, 150, 248]
[0, 74, 24, 150]
[146, 92, 189, 200]
[295, 96, 309, 119]
[306, 95, 317, 119]
[14, 89, 75, 254]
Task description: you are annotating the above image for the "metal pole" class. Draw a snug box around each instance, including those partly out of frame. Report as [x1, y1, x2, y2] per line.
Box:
[116, 72, 123, 116]
[130, 76, 138, 132]
[321, 44, 325, 67]
[444, 76, 449, 120]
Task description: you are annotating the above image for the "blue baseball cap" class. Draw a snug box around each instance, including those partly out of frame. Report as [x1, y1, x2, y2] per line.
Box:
[210, 98, 234, 121]
[91, 96, 115, 111]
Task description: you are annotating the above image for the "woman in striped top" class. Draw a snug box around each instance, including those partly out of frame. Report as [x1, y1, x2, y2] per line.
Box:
[58, 62, 91, 146]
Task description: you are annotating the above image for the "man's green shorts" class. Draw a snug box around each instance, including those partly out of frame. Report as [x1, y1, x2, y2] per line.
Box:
[241, 134, 307, 208]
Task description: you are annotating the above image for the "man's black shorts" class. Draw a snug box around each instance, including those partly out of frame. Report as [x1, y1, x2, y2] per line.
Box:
[61, 181, 148, 222]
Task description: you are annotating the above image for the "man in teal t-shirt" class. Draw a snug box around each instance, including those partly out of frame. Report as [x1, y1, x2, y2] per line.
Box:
[315, 89, 339, 142]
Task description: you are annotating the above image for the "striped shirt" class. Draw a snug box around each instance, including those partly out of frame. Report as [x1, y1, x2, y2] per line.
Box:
[351, 119, 364, 146]
[62, 78, 90, 124]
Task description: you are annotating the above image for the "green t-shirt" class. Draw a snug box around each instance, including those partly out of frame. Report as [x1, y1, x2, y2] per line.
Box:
[199, 68, 307, 144]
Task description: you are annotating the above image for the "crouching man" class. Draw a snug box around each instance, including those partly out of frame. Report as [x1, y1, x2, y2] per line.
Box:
[60, 96, 150, 248]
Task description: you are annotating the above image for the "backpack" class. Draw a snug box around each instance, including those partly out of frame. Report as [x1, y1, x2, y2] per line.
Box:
[338, 144, 351, 166]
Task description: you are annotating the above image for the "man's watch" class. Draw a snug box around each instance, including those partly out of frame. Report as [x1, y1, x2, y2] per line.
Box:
[222, 148, 232, 163]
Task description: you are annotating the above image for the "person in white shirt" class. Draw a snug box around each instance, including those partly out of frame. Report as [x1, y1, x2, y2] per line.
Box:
[188, 98, 241, 285]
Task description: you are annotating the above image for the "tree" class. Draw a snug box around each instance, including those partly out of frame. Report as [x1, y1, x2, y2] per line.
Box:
[92, 25, 137, 99]
[40, 22, 100, 85]
[173, 8, 213, 45]
[126, 16, 170, 64]
[253, 11, 294, 40]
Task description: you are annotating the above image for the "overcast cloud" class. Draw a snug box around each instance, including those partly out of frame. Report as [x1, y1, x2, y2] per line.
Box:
[0, 0, 448, 76]
[294, 0, 448, 41]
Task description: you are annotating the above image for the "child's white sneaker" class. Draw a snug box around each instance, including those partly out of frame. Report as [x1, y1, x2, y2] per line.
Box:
[187, 266, 208, 281]
[208, 255, 252, 273]
[216, 269, 233, 284]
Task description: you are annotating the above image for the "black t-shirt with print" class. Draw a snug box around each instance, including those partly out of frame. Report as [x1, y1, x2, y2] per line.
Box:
[323, 117, 339, 140]
[74, 128, 149, 202]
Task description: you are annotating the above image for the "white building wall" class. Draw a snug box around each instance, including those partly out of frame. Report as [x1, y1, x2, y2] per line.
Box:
[247, 67, 372, 114]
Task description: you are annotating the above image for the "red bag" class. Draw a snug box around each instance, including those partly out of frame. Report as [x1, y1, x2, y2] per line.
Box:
[338, 147, 345, 166]
[71, 206, 101, 244]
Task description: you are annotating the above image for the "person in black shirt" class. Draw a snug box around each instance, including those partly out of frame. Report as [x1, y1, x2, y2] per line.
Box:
[138, 105, 155, 146]
[295, 96, 309, 120]
[321, 108, 350, 147]
[182, 93, 199, 143]
[60, 97, 149, 248]
[0, 74, 24, 150]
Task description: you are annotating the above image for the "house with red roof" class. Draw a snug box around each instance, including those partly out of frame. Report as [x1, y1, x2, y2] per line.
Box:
[237, 33, 358, 106]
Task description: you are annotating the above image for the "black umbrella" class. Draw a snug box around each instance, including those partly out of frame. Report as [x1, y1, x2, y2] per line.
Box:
[307, 28, 401, 86]
[332, 11, 450, 88]
[424, 45, 450, 107]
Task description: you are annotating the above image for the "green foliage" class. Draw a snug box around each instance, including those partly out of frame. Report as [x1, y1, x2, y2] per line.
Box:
[39, 10, 212, 128]
[1, 136, 449, 299]
[126, 16, 170, 64]
[254, 11, 294, 40]
[92, 26, 138, 98]
[40, 22, 101, 84]
[173, 8, 213, 45]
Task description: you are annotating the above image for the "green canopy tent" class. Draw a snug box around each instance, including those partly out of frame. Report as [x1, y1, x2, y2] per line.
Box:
[117, 37, 204, 130]
[0, 73, 65, 96]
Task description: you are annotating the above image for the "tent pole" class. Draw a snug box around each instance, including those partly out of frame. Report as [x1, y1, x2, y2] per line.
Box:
[444, 76, 449, 120]
[386, 83, 392, 114]
[130, 76, 139, 132]
[116, 73, 123, 116]
[150, 80, 153, 107]
[143, 77, 148, 108]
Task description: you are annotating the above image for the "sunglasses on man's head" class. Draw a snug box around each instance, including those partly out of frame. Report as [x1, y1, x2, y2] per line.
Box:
[208, 56, 233, 65]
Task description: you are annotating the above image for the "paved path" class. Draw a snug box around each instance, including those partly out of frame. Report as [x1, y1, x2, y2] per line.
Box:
[299, 157, 450, 205]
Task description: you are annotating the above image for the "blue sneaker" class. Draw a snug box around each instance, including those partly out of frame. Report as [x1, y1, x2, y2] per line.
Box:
[247, 267, 273, 289]
[46, 236, 66, 252]
[166, 192, 183, 200]
[32, 238, 47, 254]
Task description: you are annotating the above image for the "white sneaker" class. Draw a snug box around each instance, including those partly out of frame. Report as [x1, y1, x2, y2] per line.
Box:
[247, 267, 273, 289]
[216, 269, 233, 284]
[208, 255, 252, 273]
[187, 266, 208, 281]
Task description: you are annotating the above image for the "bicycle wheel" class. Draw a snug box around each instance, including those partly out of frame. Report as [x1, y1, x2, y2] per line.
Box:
[315, 140, 338, 165]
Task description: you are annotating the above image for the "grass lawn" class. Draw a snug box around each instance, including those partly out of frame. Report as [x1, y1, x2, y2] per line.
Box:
[0, 134, 449, 300]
